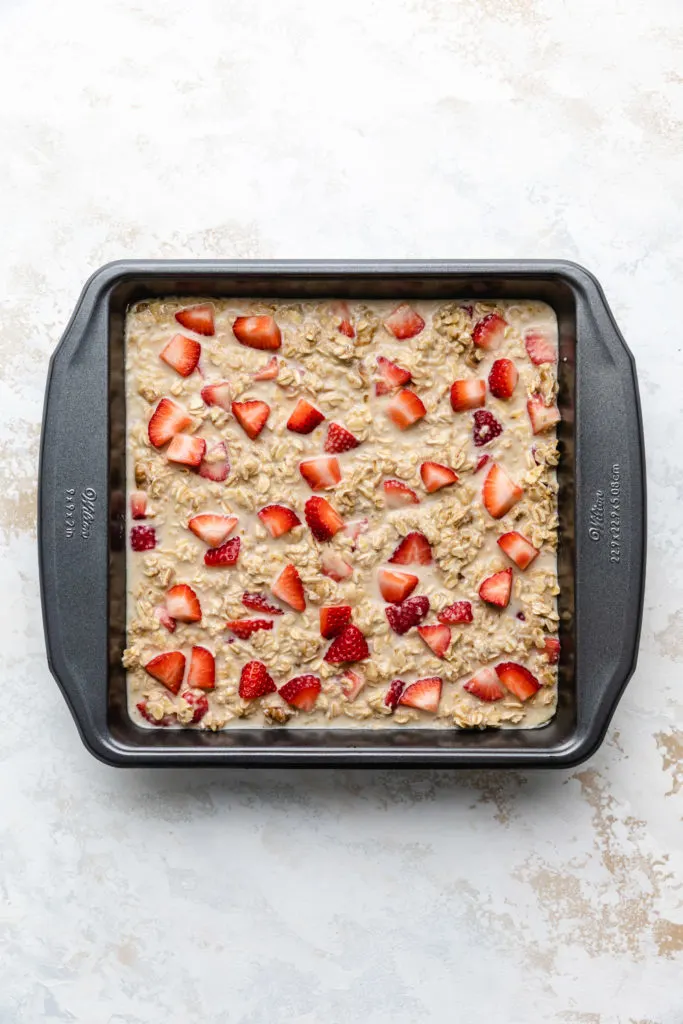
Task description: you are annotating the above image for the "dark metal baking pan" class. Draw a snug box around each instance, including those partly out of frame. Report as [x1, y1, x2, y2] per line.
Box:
[38, 260, 646, 767]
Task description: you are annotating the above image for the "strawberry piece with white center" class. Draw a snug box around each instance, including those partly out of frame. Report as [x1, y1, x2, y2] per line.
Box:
[154, 605, 176, 633]
[253, 356, 279, 380]
[204, 537, 241, 567]
[386, 388, 426, 429]
[241, 592, 284, 615]
[474, 454, 490, 473]
[375, 355, 412, 395]
[198, 441, 230, 482]
[225, 619, 274, 640]
[527, 393, 561, 435]
[181, 690, 210, 724]
[258, 504, 301, 538]
[324, 624, 370, 663]
[495, 661, 541, 701]
[378, 568, 419, 604]
[166, 584, 202, 622]
[187, 646, 215, 690]
[472, 312, 507, 350]
[482, 463, 523, 519]
[488, 358, 518, 399]
[345, 518, 369, 544]
[472, 410, 503, 447]
[388, 531, 432, 565]
[286, 398, 325, 434]
[324, 423, 360, 453]
[384, 303, 425, 339]
[201, 381, 231, 412]
[305, 496, 344, 541]
[333, 301, 355, 338]
[160, 334, 201, 377]
[525, 329, 557, 365]
[148, 398, 192, 448]
[239, 660, 276, 700]
[420, 462, 459, 493]
[479, 568, 513, 608]
[130, 525, 156, 551]
[188, 513, 238, 547]
[144, 651, 186, 695]
[279, 674, 322, 711]
[544, 637, 561, 664]
[497, 531, 539, 570]
[437, 601, 473, 624]
[232, 400, 270, 440]
[130, 491, 147, 519]
[398, 676, 442, 713]
[450, 379, 486, 412]
[271, 563, 306, 611]
[385, 595, 430, 635]
[233, 315, 282, 350]
[320, 605, 352, 639]
[464, 666, 505, 702]
[383, 479, 419, 508]
[175, 304, 214, 336]
[166, 434, 207, 468]
[384, 679, 405, 710]
[341, 668, 365, 701]
[417, 624, 451, 659]
[320, 550, 353, 581]
[299, 455, 341, 490]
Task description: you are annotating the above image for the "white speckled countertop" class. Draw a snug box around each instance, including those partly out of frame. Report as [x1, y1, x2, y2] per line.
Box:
[1, 0, 681, 1020]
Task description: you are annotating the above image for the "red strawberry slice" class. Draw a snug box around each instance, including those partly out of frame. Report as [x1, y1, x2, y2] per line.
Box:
[472, 312, 507, 350]
[375, 355, 412, 395]
[159, 334, 201, 377]
[378, 567, 419, 604]
[239, 660, 276, 700]
[488, 358, 518, 399]
[472, 410, 503, 447]
[187, 646, 215, 689]
[383, 479, 420, 508]
[437, 601, 473, 624]
[417, 624, 451, 658]
[130, 525, 156, 551]
[286, 398, 325, 434]
[341, 668, 365, 700]
[544, 637, 561, 664]
[324, 422, 360, 453]
[167, 434, 207, 468]
[389, 531, 432, 565]
[272, 563, 306, 611]
[450, 379, 486, 412]
[527, 393, 561, 435]
[384, 679, 405, 709]
[474, 454, 490, 473]
[144, 651, 186, 694]
[304, 496, 344, 541]
[320, 550, 353, 581]
[525, 329, 556, 365]
[253, 356, 279, 380]
[279, 674, 322, 711]
[233, 315, 282, 350]
[232, 400, 270, 439]
[175, 304, 215, 336]
[258, 504, 301, 538]
[324, 624, 369, 663]
[241, 592, 284, 615]
[386, 595, 430, 634]
[464, 666, 505, 702]
[204, 537, 241, 567]
[148, 398, 192, 448]
[384, 303, 425, 339]
[225, 618, 274, 639]
[333, 301, 355, 338]
[482, 463, 523, 519]
[201, 381, 232, 412]
[399, 675, 442, 712]
[130, 491, 147, 519]
[198, 441, 230, 482]
[188, 513, 238, 547]
[497, 531, 539, 570]
[495, 661, 541, 701]
[181, 690, 209, 724]
[320, 605, 352, 638]
[420, 462, 459, 493]
[299, 455, 341, 490]
[154, 605, 176, 633]
[386, 388, 426, 429]
[166, 584, 202, 622]
[479, 568, 513, 608]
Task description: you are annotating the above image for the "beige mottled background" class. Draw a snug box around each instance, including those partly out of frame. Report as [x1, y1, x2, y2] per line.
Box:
[1, 0, 681, 1021]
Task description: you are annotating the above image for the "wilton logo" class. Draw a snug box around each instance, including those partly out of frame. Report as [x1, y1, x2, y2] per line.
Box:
[81, 488, 97, 540]
[588, 490, 605, 542]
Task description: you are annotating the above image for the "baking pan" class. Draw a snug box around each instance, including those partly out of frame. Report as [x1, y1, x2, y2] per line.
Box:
[38, 260, 646, 767]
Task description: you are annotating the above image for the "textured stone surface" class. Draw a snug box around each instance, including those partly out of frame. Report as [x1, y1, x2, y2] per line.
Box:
[0, 0, 681, 1020]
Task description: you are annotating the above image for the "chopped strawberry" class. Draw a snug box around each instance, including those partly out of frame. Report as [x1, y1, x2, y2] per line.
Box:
[389, 531, 432, 565]
[231, 400, 270, 439]
[136, 701, 173, 727]
[272, 563, 306, 612]
[345, 518, 369, 544]
[473, 410, 503, 447]
[527, 393, 561, 435]
[385, 595, 430, 635]
[450, 379, 486, 412]
[225, 619, 274, 639]
[341, 668, 365, 701]
[464, 667, 505, 702]
[474, 454, 490, 473]
[258, 504, 301, 538]
[201, 381, 232, 412]
[488, 358, 518, 400]
[420, 462, 459, 493]
[497, 531, 539, 570]
[233, 315, 282, 350]
[188, 513, 238, 547]
[495, 661, 541, 701]
[204, 537, 241, 567]
[198, 441, 230, 482]
[166, 434, 207, 468]
[304, 495, 344, 541]
[524, 329, 556, 365]
[299, 455, 341, 490]
[253, 356, 279, 380]
[399, 676, 442, 712]
[384, 679, 405, 709]
[378, 568, 419, 604]
[472, 312, 507, 350]
[320, 550, 353, 581]
[386, 389, 426, 429]
[241, 592, 283, 615]
[333, 300, 355, 338]
[417, 624, 451, 658]
[286, 398, 325, 434]
[375, 355, 412, 395]
[181, 690, 210, 724]
[544, 637, 561, 664]
[437, 601, 473, 624]
[324, 624, 369, 663]
[384, 303, 425, 339]
[239, 660, 276, 700]
[130, 491, 147, 519]
[187, 646, 215, 690]
[320, 605, 352, 639]
[148, 398, 192, 448]
[130, 525, 156, 551]
[383, 479, 420, 507]
[166, 584, 202, 622]
[479, 568, 513, 608]
[279, 674, 322, 711]
[482, 463, 523, 519]
[159, 333, 201, 377]
[175, 303, 215, 336]
[154, 605, 176, 633]
[324, 422, 361, 453]
[144, 651, 186, 694]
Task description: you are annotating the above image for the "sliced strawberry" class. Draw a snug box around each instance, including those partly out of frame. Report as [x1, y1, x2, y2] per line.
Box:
[450, 379, 486, 412]
[279, 674, 322, 711]
[378, 568, 419, 604]
[188, 513, 238, 547]
[320, 550, 353, 581]
[324, 422, 360, 453]
[159, 334, 201, 377]
[175, 303, 214, 336]
[253, 356, 279, 380]
[384, 679, 405, 709]
[488, 358, 518, 400]
[482, 463, 523, 519]
[544, 637, 561, 664]
[198, 441, 230, 482]
[324, 624, 369, 663]
[144, 651, 186, 694]
[420, 462, 459, 493]
[187, 646, 215, 689]
[375, 355, 412, 395]
[258, 504, 301, 538]
[472, 312, 507, 350]
[299, 455, 341, 490]
[286, 398, 325, 434]
[389, 531, 432, 565]
[386, 388, 426, 429]
[320, 605, 352, 639]
[166, 584, 202, 622]
[239, 660, 276, 700]
[383, 479, 420, 508]
[497, 531, 539, 570]
[417, 625, 451, 658]
[271, 563, 306, 611]
[385, 595, 430, 634]
[474, 454, 490, 473]
[464, 666, 505, 702]
[136, 701, 174, 727]
[201, 381, 231, 412]
[130, 525, 156, 551]
[181, 690, 210, 724]
[166, 434, 207, 468]
[437, 601, 473, 624]
[525, 329, 556, 365]
[345, 518, 369, 543]
[341, 668, 365, 701]
[472, 410, 503, 447]
[233, 315, 282, 350]
[241, 592, 284, 615]
[399, 676, 442, 712]
[479, 568, 513, 608]
[130, 491, 147, 519]
[232, 400, 270, 439]
[154, 605, 176, 633]
[384, 303, 425, 339]
[148, 398, 192, 448]
[305, 495, 344, 541]
[204, 537, 241, 567]
[495, 661, 541, 701]
[527, 393, 561, 435]
[333, 300, 355, 338]
[225, 619, 274, 640]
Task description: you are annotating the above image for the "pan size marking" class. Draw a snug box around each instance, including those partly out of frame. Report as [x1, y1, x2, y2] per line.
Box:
[587, 463, 621, 563]
[64, 488, 76, 538]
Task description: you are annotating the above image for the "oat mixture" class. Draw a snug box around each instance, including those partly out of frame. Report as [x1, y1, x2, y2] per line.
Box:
[123, 297, 561, 730]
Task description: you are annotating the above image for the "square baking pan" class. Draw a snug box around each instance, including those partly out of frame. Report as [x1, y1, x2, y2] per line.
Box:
[38, 260, 646, 767]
